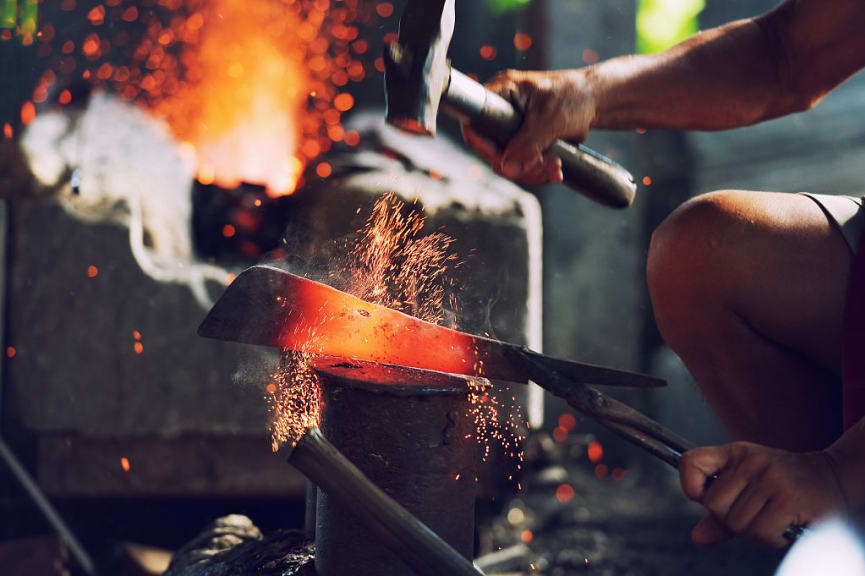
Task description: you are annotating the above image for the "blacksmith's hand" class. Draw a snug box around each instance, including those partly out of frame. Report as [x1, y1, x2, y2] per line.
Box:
[461, 69, 595, 185]
[679, 442, 847, 547]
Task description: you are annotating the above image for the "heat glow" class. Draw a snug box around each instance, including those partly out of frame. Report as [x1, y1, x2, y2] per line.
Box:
[269, 194, 464, 447]
[146, 0, 310, 195]
[28, 0, 380, 198]
[268, 195, 526, 465]
[138, 0, 353, 196]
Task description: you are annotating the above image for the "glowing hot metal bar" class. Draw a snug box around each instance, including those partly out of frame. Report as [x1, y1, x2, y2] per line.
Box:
[198, 265, 664, 389]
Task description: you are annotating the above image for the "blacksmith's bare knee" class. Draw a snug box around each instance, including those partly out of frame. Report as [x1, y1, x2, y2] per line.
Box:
[647, 191, 745, 350]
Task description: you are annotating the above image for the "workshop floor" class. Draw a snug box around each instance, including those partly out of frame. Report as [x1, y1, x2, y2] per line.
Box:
[478, 447, 785, 576]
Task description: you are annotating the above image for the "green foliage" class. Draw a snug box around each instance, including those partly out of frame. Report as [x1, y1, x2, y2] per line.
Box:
[487, 0, 533, 16]
[1, 0, 17, 29]
[636, 0, 704, 54]
[21, 0, 37, 36]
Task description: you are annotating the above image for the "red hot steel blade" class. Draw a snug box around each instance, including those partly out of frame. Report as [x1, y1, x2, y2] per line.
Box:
[198, 265, 665, 388]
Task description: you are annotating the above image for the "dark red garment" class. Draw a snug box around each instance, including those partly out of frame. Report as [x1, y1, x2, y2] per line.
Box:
[842, 233, 865, 430]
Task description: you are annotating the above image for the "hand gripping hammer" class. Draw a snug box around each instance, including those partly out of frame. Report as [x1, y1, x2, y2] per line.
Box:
[383, 0, 637, 208]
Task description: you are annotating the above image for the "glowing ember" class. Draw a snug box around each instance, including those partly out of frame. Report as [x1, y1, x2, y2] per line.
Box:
[468, 379, 526, 464]
[24, 0, 385, 198]
[87, 265, 99, 278]
[558, 412, 577, 431]
[20, 101, 36, 125]
[513, 32, 532, 51]
[587, 440, 604, 463]
[555, 483, 575, 503]
[552, 425, 568, 443]
[479, 45, 497, 61]
[345, 193, 457, 325]
[268, 350, 321, 451]
[120, 457, 131, 472]
[594, 463, 609, 479]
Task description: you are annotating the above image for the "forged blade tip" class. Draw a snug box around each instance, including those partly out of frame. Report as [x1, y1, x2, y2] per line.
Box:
[197, 265, 289, 347]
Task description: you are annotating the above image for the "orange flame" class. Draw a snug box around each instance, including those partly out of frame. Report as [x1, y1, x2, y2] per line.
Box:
[144, 1, 309, 195]
[97, 0, 377, 197]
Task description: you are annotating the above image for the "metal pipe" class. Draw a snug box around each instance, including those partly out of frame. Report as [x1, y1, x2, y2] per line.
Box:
[0, 437, 96, 575]
[288, 427, 483, 576]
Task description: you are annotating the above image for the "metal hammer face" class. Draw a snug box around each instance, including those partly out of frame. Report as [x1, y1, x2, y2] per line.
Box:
[384, 0, 455, 136]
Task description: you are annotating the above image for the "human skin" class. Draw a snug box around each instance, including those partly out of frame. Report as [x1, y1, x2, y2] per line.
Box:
[462, 0, 865, 547]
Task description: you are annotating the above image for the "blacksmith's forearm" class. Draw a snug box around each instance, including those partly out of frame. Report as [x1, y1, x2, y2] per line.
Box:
[584, 18, 799, 132]
[826, 418, 865, 511]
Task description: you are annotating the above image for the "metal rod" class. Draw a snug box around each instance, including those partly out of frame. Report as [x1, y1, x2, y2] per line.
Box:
[520, 353, 813, 543]
[595, 418, 684, 469]
[517, 348, 692, 453]
[289, 427, 484, 576]
[0, 437, 97, 575]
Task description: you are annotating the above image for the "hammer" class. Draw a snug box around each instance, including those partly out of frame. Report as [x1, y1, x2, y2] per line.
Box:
[384, 0, 637, 208]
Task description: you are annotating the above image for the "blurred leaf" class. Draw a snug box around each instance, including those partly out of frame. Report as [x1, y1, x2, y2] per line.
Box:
[21, 0, 36, 36]
[636, 0, 704, 54]
[487, 0, 532, 16]
[1, 0, 17, 29]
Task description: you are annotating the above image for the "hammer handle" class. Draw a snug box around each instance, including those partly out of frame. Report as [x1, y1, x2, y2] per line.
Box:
[445, 68, 637, 208]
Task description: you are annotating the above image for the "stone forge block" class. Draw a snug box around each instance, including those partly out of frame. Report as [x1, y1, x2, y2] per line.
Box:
[5, 198, 291, 497]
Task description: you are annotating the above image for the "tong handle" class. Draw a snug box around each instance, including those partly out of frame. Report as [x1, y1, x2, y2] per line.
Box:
[519, 348, 812, 544]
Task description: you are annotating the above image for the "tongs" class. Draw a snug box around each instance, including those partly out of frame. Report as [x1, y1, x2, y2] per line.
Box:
[518, 348, 809, 543]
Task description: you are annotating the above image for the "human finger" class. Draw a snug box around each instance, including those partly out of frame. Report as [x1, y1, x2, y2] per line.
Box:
[679, 446, 734, 502]
[543, 155, 563, 183]
[501, 101, 557, 179]
[702, 449, 769, 520]
[725, 476, 773, 535]
[461, 122, 503, 168]
[691, 514, 731, 545]
[749, 499, 798, 548]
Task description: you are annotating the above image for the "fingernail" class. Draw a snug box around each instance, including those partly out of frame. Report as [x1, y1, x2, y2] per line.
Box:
[503, 160, 522, 179]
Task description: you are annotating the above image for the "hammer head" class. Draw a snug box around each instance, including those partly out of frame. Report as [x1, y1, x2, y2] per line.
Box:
[384, 0, 455, 136]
